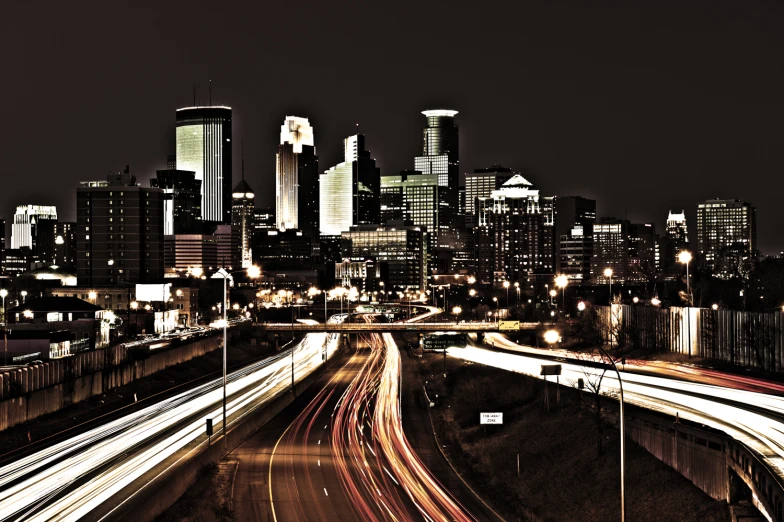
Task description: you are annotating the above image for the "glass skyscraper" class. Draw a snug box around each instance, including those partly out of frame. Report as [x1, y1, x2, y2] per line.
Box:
[319, 134, 380, 236]
[11, 204, 58, 265]
[175, 106, 232, 224]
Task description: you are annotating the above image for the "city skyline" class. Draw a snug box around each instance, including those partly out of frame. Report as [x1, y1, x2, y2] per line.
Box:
[2, 1, 783, 254]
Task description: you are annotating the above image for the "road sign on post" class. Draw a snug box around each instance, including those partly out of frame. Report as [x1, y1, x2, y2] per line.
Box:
[480, 412, 503, 425]
[540, 364, 562, 376]
[498, 320, 520, 331]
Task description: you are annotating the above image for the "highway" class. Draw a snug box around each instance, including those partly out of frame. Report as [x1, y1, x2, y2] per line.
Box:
[0, 319, 343, 522]
[450, 336, 784, 502]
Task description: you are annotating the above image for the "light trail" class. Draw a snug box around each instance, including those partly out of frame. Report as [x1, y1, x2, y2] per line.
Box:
[448, 343, 784, 490]
[0, 317, 344, 522]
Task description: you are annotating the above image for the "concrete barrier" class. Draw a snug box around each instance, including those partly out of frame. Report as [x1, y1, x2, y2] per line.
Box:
[0, 335, 226, 431]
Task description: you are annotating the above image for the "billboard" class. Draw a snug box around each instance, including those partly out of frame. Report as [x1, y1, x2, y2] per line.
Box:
[480, 412, 503, 425]
[136, 283, 172, 303]
[498, 320, 519, 331]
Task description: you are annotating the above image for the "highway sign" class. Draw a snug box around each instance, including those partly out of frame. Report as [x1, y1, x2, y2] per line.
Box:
[480, 412, 503, 425]
[498, 320, 520, 331]
[540, 364, 562, 376]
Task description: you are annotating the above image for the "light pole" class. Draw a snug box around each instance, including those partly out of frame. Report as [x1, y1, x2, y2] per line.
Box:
[211, 265, 260, 439]
[0, 289, 7, 325]
[555, 274, 568, 312]
[604, 268, 613, 303]
[492, 296, 498, 323]
[503, 281, 510, 308]
[20, 290, 27, 304]
[597, 344, 626, 522]
[549, 289, 556, 307]
[514, 282, 520, 306]
[678, 251, 692, 304]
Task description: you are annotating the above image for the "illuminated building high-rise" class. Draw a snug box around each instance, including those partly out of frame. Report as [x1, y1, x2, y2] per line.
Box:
[175, 106, 232, 224]
[666, 210, 688, 250]
[231, 178, 255, 268]
[53, 222, 76, 268]
[463, 165, 515, 227]
[696, 199, 756, 278]
[276, 116, 318, 238]
[11, 205, 58, 265]
[413, 110, 459, 239]
[319, 134, 380, 236]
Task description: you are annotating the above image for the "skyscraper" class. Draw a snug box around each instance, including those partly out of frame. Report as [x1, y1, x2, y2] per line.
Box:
[475, 175, 550, 283]
[464, 165, 515, 227]
[666, 210, 688, 250]
[150, 168, 202, 235]
[76, 168, 164, 286]
[554, 196, 596, 274]
[591, 218, 630, 284]
[413, 110, 459, 240]
[320, 134, 380, 236]
[11, 205, 58, 265]
[276, 116, 318, 237]
[0, 219, 5, 275]
[696, 199, 757, 278]
[231, 178, 255, 268]
[175, 106, 232, 224]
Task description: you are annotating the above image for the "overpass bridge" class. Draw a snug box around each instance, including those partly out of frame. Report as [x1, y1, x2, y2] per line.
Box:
[258, 321, 552, 333]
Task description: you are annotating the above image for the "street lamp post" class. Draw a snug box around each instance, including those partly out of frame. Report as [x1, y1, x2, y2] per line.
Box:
[604, 268, 614, 303]
[492, 297, 498, 323]
[0, 289, 7, 325]
[211, 265, 260, 440]
[597, 344, 626, 522]
[514, 282, 520, 306]
[503, 281, 510, 308]
[678, 251, 693, 359]
[555, 274, 568, 312]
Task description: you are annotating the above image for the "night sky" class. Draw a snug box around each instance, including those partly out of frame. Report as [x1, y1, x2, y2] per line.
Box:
[2, 1, 783, 253]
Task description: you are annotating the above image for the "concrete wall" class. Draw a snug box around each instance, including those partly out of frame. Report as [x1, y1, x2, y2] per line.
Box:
[0, 335, 223, 431]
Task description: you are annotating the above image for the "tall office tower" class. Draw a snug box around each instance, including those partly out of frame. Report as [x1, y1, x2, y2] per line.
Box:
[560, 225, 593, 282]
[231, 177, 255, 268]
[474, 175, 549, 283]
[150, 168, 202, 235]
[76, 167, 164, 286]
[591, 218, 630, 284]
[666, 210, 688, 249]
[696, 199, 757, 278]
[175, 106, 232, 224]
[414, 110, 459, 240]
[11, 205, 58, 265]
[53, 222, 76, 268]
[276, 116, 318, 234]
[320, 134, 381, 236]
[464, 165, 516, 227]
[0, 218, 5, 275]
[627, 222, 657, 281]
[554, 196, 596, 273]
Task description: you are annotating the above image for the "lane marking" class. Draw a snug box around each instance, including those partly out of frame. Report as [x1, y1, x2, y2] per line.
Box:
[318, 459, 321, 467]
[324, 488, 329, 496]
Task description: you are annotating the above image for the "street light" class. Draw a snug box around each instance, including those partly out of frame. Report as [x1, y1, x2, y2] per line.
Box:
[549, 289, 556, 307]
[492, 296, 498, 322]
[603, 268, 613, 302]
[577, 301, 586, 312]
[712, 304, 719, 311]
[503, 281, 510, 308]
[88, 291, 97, 302]
[469, 289, 477, 298]
[211, 265, 261, 442]
[514, 282, 520, 306]
[0, 289, 7, 324]
[20, 290, 27, 303]
[678, 250, 692, 304]
[555, 274, 568, 311]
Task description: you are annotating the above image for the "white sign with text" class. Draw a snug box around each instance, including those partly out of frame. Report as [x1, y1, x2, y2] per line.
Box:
[480, 412, 503, 425]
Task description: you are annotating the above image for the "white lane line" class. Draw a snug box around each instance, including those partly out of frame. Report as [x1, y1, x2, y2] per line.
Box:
[318, 459, 321, 467]
[324, 488, 329, 496]
[318, 439, 321, 445]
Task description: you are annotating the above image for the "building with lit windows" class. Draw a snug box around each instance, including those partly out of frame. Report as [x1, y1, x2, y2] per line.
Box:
[53, 221, 76, 269]
[666, 210, 688, 249]
[276, 116, 318, 237]
[231, 179, 255, 268]
[175, 106, 232, 224]
[474, 175, 552, 284]
[591, 218, 629, 284]
[11, 205, 58, 265]
[340, 224, 426, 290]
[320, 134, 380, 236]
[413, 110, 459, 241]
[696, 199, 757, 278]
[0, 218, 5, 275]
[76, 168, 164, 286]
[253, 207, 275, 232]
[463, 166, 515, 227]
[627, 222, 656, 282]
[560, 225, 593, 282]
[150, 168, 202, 235]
